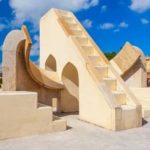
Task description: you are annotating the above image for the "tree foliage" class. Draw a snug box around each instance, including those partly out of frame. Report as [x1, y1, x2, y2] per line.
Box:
[104, 52, 117, 60]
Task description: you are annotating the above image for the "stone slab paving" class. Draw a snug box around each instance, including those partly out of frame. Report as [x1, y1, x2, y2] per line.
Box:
[0, 114, 150, 150]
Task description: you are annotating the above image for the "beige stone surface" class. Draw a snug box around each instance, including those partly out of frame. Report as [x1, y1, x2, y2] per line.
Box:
[40, 8, 142, 131]
[0, 91, 66, 140]
[146, 58, 150, 71]
[110, 42, 147, 88]
[112, 42, 141, 75]
[131, 88, 150, 118]
[146, 58, 150, 80]
[0, 8, 144, 141]
[2, 18, 67, 139]
[2, 27, 64, 106]
[111, 42, 150, 118]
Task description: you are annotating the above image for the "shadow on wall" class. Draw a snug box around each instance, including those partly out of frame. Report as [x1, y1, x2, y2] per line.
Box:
[44, 55, 79, 113]
[45, 55, 57, 71]
[61, 62, 79, 113]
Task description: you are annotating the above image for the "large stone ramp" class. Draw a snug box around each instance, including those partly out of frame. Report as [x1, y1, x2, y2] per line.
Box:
[40, 8, 142, 130]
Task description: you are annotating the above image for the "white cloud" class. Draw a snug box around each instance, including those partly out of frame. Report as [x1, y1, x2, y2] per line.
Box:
[83, 0, 99, 8]
[0, 45, 2, 50]
[33, 35, 39, 42]
[119, 22, 129, 28]
[119, 1, 125, 5]
[99, 23, 114, 30]
[0, 17, 10, 31]
[30, 49, 39, 56]
[101, 5, 107, 12]
[82, 19, 93, 29]
[9, 0, 99, 27]
[0, 24, 6, 31]
[141, 18, 149, 24]
[114, 29, 120, 32]
[33, 59, 39, 66]
[30, 35, 39, 57]
[130, 0, 150, 13]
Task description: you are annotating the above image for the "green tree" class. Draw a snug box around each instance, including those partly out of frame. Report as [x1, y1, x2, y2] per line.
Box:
[104, 52, 117, 60]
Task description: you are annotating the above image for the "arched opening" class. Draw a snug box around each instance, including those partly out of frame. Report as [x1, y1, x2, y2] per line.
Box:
[45, 55, 57, 71]
[60, 62, 79, 113]
[45, 55, 59, 111]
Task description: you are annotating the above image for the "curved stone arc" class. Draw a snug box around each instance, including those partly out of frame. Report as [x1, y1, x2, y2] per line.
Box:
[3, 30, 25, 52]
[61, 62, 79, 100]
[111, 42, 141, 76]
[21, 25, 64, 90]
[133, 45, 146, 65]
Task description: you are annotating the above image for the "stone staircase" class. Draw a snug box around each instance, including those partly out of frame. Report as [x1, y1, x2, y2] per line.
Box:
[53, 9, 141, 130]
[56, 10, 135, 108]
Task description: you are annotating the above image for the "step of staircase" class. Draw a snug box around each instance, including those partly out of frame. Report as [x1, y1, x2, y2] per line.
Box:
[63, 17, 75, 24]
[76, 36, 88, 45]
[69, 25, 80, 31]
[94, 65, 108, 79]
[88, 55, 101, 65]
[71, 29, 83, 36]
[38, 103, 50, 108]
[67, 22, 78, 29]
[37, 103, 53, 120]
[63, 16, 74, 22]
[81, 46, 94, 55]
[103, 77, 117, 91]
[121, 105, 136, 110]
[112, 91, 126, 105]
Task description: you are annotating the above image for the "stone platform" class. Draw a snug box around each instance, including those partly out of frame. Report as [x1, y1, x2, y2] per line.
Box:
[0, 91, 66, 140]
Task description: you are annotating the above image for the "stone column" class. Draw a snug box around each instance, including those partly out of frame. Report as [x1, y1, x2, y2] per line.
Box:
[2, 30, 25, 91]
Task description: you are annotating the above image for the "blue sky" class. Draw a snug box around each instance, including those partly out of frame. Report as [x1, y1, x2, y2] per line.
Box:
[0, 0, 150, 64]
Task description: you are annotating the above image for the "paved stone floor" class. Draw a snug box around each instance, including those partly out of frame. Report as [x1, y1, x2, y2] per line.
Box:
[0, 114, 150, 150]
